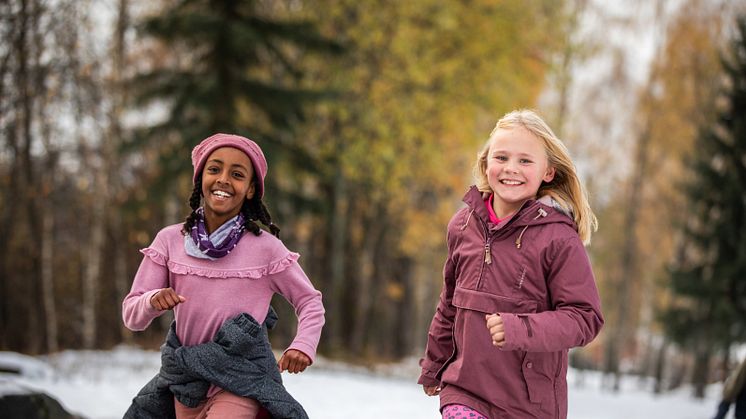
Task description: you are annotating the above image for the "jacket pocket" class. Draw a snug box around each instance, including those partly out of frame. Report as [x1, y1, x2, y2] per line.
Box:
[452, 286, 557, 413]
[523, 351, 561, 408]
[452, 286, 538, 314]
[444, 286, 541, 410]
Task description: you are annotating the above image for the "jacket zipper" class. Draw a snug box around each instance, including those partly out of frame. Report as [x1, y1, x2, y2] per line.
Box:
[518, 314, 533, 337]
[475, 217, 491, 290]
[474, 211, 517, 289]
[473, 204, 545, 288]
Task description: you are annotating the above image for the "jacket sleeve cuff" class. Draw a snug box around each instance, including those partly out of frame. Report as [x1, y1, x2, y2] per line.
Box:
[419, 357, 442, 373]
[417, 357, 441, 386]
[417, 370, 440, 386]
[498, 313, 528, 352]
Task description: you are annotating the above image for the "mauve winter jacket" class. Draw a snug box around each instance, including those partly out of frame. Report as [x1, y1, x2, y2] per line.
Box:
[418, 186, 604, 419]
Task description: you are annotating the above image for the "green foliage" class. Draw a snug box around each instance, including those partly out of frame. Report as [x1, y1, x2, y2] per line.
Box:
[662, 15, 746, 349]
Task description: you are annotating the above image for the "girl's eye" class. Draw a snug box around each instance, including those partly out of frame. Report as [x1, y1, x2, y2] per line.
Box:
[232, 172, 245, 178]
[493, 155, 507, 162]
[520, 158, 532, 164]
[206, 166, 219, 173]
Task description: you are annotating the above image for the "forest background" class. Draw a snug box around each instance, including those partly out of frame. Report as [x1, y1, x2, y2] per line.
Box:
[2, 0, 746, 399]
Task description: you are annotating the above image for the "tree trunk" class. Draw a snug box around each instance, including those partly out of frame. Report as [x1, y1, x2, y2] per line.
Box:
[82, 177, 106, 349]
[550, 0, 588, 137]
[114, 212, 133, 344]
[349, 199, 385, 355]
[370, 208, 397, 358]
[691, 344, 711, 399]
[41, 201, 58, 353]
[349, 239, 373, 354]
[35, 0, 57, 353]
[0, 7, 18, 349]
[327, 159, 348, 351]
[652, 340, 668, 394]
[603, 120, 652, 390]
[0, 124, 19, 350]
[16, 0, 43, 353]
[110, 0, 132, 344]
[393, 256, 414, 358]
[39, 118, 58, 354]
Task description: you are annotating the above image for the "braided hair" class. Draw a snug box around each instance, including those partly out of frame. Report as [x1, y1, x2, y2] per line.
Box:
[182, 173, 280, 238]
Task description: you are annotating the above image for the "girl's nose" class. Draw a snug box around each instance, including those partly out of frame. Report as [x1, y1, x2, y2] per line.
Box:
[504, 163, 519, 174]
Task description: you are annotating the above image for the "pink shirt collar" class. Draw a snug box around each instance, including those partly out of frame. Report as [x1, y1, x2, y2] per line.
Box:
[484, 194, 502, 224]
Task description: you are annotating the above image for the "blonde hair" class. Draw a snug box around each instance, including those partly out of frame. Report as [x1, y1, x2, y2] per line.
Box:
[473, 109, 598, 244]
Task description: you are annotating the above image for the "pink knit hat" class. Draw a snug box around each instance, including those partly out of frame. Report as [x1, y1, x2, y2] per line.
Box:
[191, 133, 268, 198]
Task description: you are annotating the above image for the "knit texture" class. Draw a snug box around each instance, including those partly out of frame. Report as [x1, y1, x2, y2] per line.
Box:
[191, 133, 268, 197]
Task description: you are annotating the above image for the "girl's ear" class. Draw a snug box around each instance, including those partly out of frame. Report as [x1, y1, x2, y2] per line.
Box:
[543, 166, 556, 183]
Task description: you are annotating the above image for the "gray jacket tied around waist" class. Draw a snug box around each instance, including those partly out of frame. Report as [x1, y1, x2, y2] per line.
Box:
[124, 309, 309, 419]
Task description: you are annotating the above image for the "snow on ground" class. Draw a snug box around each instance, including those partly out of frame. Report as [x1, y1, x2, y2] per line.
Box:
[0, 347, 726, 419]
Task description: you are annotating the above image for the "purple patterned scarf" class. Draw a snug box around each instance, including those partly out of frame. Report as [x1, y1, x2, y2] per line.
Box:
[189, 207, 246, 258]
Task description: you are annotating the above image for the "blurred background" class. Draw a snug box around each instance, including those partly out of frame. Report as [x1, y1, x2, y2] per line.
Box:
[1, 0, 746, 406]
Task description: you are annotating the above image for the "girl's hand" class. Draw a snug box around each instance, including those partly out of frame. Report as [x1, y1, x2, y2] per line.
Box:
[278, 349, 311, 374]
[423, 385, 441, 396]
[150, 288, 186, 311]
[486, 313, 505, 347]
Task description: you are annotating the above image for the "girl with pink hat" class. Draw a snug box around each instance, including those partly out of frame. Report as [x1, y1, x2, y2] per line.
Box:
[122, 133, 324, 418]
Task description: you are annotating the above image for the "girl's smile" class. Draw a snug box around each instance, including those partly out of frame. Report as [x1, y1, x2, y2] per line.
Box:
[201, 146, 256, 233]
[210, 188, 236, 204]
[212, 190, 233, 199]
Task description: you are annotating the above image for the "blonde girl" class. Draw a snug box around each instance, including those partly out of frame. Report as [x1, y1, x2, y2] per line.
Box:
[419, 110, 603, 419]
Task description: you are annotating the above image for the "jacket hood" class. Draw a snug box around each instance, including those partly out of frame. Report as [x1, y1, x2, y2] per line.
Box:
[462, 185, 576, 231]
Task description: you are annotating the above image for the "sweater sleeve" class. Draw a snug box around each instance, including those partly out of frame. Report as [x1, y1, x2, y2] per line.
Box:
[417, 221, 460, 386]
[122, 234, 171, 331]
[500, 235, 604, 353]
[268, 251, 325, 363]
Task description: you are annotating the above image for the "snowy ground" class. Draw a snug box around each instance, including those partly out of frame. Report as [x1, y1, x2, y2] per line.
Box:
[0, 346, 726, 419]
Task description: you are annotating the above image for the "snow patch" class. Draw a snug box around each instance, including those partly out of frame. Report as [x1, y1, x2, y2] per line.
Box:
[0, 348, 727, 419]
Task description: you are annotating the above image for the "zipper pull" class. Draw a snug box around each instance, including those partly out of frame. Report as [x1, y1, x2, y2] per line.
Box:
[484, 243, 492, 264]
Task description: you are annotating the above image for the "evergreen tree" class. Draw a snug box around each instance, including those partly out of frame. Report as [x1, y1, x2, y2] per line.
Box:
[662, 15, 746, 394]
[132, 0, 341, 195]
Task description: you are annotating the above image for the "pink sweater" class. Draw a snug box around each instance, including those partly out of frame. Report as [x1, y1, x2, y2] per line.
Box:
[122, 224, 325, 363]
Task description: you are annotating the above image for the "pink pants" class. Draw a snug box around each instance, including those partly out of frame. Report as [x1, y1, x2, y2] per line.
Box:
[442, 404, 487, 419]
[174, 390, 262, 419]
